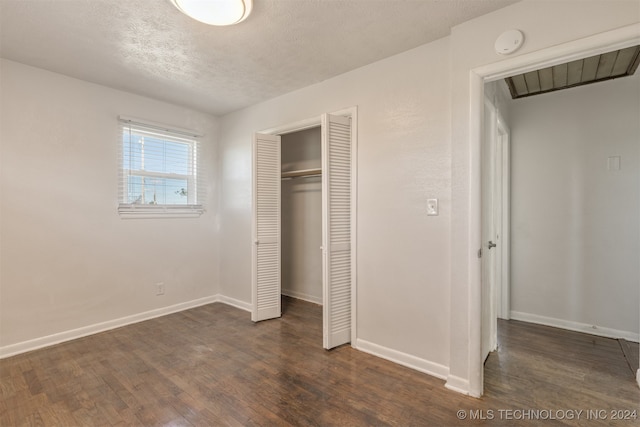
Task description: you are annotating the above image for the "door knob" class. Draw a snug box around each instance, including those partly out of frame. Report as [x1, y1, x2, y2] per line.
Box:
[488, 241, 497, 249]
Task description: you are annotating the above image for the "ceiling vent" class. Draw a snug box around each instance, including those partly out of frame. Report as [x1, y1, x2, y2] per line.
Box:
[505, 45, 640, 99]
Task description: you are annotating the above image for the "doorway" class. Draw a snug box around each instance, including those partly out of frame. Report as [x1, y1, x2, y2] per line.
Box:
[472, 26, 640, 395]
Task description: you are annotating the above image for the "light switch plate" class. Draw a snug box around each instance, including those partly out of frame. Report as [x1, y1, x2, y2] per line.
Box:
[427, 198, 438, 216]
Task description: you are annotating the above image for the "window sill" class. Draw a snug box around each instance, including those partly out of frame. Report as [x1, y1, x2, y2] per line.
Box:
[118, 204, 204, 219]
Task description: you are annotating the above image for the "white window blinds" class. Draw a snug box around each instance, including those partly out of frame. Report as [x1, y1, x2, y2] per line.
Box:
[118, 117, 204, 218]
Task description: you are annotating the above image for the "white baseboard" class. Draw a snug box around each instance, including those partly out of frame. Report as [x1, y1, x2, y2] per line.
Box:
[445, 375, 471, 396]
[215, 294, 252, 312]
[355, 338, 449, 381]
[281, 289, 322, 305]
[510, 311, 639, 342]
[0, 295, 222, 359]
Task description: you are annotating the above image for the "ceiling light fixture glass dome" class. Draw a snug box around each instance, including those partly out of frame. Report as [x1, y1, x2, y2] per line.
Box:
[171, 0, 253, 26]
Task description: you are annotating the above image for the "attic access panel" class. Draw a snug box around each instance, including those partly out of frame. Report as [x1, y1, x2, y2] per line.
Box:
[505, 45, 640, 99]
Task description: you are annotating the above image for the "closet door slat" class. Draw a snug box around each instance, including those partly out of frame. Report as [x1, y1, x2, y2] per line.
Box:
[252, 133, 281, 322]
[322, 114, 352, 349]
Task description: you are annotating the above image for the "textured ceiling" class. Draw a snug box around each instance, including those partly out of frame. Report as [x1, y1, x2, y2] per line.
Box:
[0, 0, 518, 116]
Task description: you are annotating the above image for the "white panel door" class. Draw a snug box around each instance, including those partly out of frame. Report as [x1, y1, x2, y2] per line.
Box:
[252, 133, 281, 322]
[321, 114, 352, 349]
[481, 100, 498, 361]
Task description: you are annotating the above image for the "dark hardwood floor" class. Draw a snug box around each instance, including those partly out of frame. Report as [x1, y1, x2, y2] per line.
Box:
[1, 297, 638, 426]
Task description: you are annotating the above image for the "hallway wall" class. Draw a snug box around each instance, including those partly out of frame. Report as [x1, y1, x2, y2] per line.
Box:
[509, 72, 640, 339]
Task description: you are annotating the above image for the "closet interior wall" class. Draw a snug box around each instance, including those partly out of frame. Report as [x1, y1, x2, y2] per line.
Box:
[281, 127, 323, 305]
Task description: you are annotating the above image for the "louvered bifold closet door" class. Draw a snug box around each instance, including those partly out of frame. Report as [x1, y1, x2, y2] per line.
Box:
[322, 114, 352, 349]
[252, 133, 281, 322]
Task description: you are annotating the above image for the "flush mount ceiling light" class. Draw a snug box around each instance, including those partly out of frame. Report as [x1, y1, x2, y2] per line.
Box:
[171, 0, 253, 26]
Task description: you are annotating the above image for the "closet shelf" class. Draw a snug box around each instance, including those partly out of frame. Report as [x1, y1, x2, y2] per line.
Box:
[281, 168, 322, 179]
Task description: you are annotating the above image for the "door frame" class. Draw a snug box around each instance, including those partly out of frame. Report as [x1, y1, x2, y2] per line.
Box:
[258, 106, 359, 346]
[495, 116, 510, 321]
[468, 23, 640, 397]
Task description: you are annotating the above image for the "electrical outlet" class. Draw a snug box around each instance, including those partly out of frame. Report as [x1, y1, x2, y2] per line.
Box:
[156, 282, 165, 296]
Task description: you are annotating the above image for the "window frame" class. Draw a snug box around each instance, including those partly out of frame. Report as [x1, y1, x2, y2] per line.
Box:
[118, 116, 204, 219]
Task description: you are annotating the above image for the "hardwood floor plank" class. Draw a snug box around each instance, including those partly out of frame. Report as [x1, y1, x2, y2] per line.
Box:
[21, 370, 43, 396]
[2, 298, 638, 426]
[3, 392, 50, 427]
[22, 410, 45, 427]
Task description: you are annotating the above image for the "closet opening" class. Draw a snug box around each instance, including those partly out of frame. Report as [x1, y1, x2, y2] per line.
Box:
[252, 109, 357, 350]
[281, 127, 323, 308]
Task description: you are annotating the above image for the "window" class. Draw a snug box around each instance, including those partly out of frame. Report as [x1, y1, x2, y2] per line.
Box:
[118, 117, 204, 218]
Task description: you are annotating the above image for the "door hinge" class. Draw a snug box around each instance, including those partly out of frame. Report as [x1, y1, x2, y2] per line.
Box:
[478, 248, 482, 258]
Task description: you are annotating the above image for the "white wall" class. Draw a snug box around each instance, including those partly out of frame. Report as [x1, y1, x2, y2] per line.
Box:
[448, 0, 640, 394]
[219, 38, 452, 370]
[281, 127, 322, 304]
[509, 72, 639, 338]
[0, 59, 220, 351]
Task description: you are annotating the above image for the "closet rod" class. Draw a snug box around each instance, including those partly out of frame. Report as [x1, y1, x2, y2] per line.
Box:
[281, 168, 322, 179]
